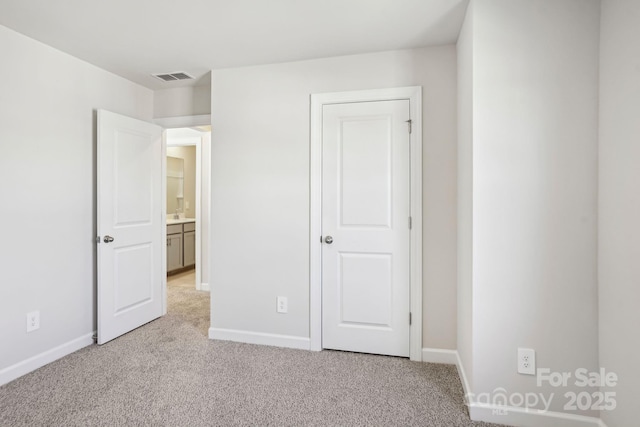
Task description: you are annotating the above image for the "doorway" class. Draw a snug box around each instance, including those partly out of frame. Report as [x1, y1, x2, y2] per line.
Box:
[309, 87, 423, 361]
[164, 127, 210, 290]
[163, 125, 211, 336]
[97, 111, 212, 344]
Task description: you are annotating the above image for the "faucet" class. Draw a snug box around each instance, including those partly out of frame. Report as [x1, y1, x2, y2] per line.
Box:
[174, 209, 180, 220]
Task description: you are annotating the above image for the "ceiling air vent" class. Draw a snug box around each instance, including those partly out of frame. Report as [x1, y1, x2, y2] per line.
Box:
[152, 72, 195, 82]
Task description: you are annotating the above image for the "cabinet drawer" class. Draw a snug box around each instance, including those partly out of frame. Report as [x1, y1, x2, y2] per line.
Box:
[183, 222, 196, 232]
[167, 224, 182, 235]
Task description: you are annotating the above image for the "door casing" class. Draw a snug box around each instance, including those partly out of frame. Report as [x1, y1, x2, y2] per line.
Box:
[309, 87, 423, 361]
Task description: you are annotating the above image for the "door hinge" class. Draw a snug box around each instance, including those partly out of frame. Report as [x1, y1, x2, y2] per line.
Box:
[409, 312, 412, 325]
[409, 216, 412, 230]
[405, 119, 412, 134]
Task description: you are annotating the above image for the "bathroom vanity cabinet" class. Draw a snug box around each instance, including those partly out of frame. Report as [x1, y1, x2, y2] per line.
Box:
[167, 220, 195, 273]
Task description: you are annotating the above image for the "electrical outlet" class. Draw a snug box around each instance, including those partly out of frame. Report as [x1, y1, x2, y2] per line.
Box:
[276, 296, 288, 314]
[26, 311, 40, 333]
[518, 348, 536, 375]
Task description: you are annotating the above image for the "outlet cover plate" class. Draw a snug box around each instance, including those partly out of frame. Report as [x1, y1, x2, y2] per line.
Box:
[518, 348, 536, 375]
[26, 311, 40, 332]
[276, 297, 288, 314]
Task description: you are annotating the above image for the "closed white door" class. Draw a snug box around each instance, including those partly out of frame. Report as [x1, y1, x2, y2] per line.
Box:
[322, 100, 411, 357]
[97, 110, 163, 345]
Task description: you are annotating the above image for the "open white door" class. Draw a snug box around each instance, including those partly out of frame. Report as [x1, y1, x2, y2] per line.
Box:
[97, 110, 163, 345]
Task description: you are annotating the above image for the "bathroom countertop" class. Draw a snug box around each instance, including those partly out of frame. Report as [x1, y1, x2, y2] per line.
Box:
[166, 218, 196, 225]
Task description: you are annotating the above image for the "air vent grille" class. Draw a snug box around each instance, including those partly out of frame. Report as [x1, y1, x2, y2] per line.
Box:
[152, 72, 195, 82]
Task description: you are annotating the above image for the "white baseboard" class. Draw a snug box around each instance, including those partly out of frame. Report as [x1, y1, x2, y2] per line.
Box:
[451, 351, 606, 427]
[0, 332, 95, 386]
[422, 347, 458, 364]
[455, 351, 473, 403]
[468, 403, 606, 427]
[209, 327, 310, 350]
[200, 282, 210, 292]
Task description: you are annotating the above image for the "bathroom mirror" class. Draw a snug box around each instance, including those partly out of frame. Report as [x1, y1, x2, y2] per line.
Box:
[167, 156, 184, 215]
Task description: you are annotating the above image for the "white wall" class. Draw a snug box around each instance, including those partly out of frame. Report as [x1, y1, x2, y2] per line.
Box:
[459, 0, 600, 418]
[422, 50, 459, 351]
[0, 25, 153, 377]
[599, 1, 640, 425]
[154, 85, 211, 118]
[457, 0, 475, 391]
[209, 47, 458, 349]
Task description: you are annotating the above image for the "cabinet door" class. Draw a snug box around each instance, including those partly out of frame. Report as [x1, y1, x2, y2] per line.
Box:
[167, 233, 183, 272]
[183, 231, 196, 267]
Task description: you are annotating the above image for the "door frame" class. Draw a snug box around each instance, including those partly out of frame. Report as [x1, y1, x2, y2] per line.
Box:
[309, 87, 423, 361]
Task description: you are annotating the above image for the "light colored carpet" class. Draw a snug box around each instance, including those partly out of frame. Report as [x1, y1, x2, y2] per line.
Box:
[0, 272, 501, 427]
[165, 269, 210, 336]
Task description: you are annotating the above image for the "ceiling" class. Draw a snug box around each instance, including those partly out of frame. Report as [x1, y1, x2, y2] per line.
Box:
[0, 0, 468, 90]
